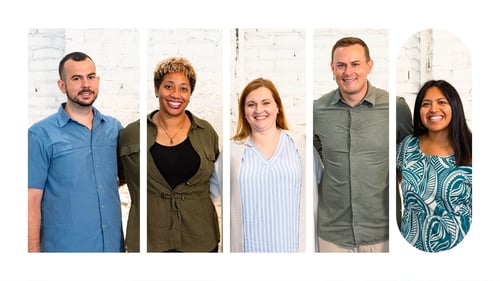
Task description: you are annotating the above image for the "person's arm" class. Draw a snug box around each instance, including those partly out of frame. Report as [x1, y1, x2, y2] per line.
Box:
[396, 96, 413, 144]
[209, 150, 222, 252]
[312, 146, 322, 251]
[117, 143, 125, 186]
[313, 146, 323, 187]
[209, 151, 222, 201]
[28, 187, 43, 252]
[313, 133, 323, 161]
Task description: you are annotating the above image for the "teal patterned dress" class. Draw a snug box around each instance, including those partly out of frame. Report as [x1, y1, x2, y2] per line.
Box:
[397, 136, 472, 252]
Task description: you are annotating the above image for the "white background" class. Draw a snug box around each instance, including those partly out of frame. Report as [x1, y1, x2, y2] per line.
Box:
[2, 0, 498, 280]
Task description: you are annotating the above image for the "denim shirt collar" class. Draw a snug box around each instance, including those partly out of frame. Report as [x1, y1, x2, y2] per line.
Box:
[56, 102, 102, 127]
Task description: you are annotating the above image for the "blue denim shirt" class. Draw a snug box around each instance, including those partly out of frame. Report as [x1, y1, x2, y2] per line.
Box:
[28, 103, 124, 252]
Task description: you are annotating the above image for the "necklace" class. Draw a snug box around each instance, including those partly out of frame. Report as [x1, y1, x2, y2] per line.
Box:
[157, 115, 187, 145]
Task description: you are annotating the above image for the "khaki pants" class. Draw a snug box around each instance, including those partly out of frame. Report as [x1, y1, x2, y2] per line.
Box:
[318, 237, 389, 253]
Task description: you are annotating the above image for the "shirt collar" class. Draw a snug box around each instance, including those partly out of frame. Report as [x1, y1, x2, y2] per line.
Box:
[331, 81, 377, 107]
[56, 102, 101, 127]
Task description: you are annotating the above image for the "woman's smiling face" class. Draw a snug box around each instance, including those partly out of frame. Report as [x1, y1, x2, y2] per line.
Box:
[156, 72, 191, 116]
[244, 86, 279, 133]
[420, 85, 453, 134]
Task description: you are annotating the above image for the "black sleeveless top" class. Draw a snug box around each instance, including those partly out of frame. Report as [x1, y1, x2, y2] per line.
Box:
[150, 137, 201, 189]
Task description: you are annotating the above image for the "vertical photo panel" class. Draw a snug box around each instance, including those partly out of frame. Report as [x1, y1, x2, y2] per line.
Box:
[229, 28, 308, 252]
[313, 29, 390, 253]
[396, 29, 472, 252]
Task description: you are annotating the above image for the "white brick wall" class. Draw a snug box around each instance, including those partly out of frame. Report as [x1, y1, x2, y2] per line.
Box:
[396, 29, 473, 129]
[28, 29, 66, 125]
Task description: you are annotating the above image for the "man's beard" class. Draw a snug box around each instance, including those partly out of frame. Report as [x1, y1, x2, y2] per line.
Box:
[66, 87, 97, 107]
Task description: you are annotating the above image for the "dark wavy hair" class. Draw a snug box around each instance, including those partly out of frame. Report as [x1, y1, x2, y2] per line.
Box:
[413, 80, 472, 166]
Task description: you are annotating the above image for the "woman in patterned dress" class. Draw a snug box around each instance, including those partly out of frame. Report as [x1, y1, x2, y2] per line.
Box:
[397, 80, 472, 252]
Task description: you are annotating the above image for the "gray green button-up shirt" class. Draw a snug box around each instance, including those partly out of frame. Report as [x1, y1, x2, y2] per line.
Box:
[313, 82, 389, 247]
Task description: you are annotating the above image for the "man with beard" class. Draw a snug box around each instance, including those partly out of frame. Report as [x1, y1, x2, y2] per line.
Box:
[28, 52, 124, 252]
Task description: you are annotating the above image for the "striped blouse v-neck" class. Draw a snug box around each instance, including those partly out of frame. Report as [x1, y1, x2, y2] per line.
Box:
[239, 130, 302, 252]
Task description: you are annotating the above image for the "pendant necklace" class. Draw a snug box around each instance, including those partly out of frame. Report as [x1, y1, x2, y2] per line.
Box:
[158, 115, 187, 145]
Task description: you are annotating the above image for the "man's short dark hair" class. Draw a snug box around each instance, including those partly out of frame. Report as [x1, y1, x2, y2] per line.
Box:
[58, 51, 94, 80]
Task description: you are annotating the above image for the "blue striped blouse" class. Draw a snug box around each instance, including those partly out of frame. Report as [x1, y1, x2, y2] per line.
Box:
[239, 130, 302, 252]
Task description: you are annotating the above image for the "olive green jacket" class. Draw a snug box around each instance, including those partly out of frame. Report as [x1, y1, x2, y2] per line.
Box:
[147, 110, 220, 252]
[118, 119, 140, 252]
[119, 110, 220, 252]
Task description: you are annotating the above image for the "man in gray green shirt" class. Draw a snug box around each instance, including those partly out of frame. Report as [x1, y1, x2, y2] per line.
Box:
[313, 37, 389, 252]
